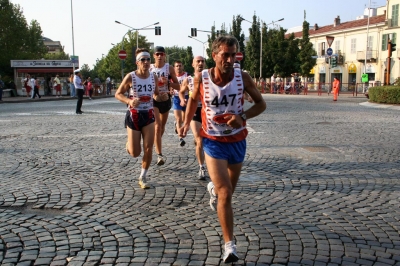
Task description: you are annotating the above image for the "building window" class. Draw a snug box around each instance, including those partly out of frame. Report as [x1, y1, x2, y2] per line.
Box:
[367, 36, 373, 58]
[382, 33, 397, 51]
[392, 4, 399, 27]
[318, 42, 325, 56]
[351, 39, 356, 54]
[334, 40, 340, 54]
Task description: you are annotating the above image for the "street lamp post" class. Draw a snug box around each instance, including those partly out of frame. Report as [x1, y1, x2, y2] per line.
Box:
[115, 21, 159, 79]
[239, 16, 284, 78]
[188, 36, 207, 57]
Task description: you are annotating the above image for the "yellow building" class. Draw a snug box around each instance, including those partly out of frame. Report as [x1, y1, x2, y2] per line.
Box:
[292, 1, 400, 92]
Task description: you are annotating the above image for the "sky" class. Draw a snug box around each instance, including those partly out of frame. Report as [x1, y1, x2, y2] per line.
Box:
[11, 0, 387, 68]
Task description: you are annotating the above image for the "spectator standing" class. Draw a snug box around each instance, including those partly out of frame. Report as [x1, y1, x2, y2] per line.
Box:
[106, 76, 111, 95]
[87, 77, 93, 100]
[332, 77, 340, 101]
[270, 73, 277, 93]
[0, 75, 4, 101]
[93, 76, 101, 95]
[32, 77, 42, 99]
[24, 74, 32, 98]
[74, 69, 84, 114]
[53, 75, 62, 97]
[69, 74, 76, 97]
[275, 75, 282, 93]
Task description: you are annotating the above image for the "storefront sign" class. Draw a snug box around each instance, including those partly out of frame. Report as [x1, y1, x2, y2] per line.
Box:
[11, 60, 76, 68]
[348, 63, 357, 73]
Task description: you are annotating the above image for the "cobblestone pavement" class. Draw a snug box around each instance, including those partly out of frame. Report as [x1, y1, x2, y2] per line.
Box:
[0, 95, 399, 266]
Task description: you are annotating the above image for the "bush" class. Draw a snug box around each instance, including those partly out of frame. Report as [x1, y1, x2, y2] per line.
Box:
[368, 86, 400, 104]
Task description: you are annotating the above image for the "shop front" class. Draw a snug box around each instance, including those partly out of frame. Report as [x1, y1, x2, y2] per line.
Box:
[11, 60, 78, 96]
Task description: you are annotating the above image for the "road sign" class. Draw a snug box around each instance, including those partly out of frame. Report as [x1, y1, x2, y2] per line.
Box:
[236, 52, 243, 61]
[326, 35, 335, 48]
[70, 55, 79, 64]
[118, 50, 127, 60]
[326, 48, 333, 56]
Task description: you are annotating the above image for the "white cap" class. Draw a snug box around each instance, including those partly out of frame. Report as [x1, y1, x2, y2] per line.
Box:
[74, 69, 81, 73]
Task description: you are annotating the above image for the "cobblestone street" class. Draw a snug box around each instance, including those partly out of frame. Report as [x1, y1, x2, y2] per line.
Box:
[0, 95, 399, 265]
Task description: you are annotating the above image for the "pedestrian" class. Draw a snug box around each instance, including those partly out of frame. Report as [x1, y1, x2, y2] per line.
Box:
[74, 69, 84, 114]
[93, 76, 101, 95]
[275, 74, 282, 93]
[332, 77, 340, 101]
[53, 75, 62, 97]
[115, 48, 163, 189]
[179, 56, 206, 180]
[32, 76, 42, 99]
[172, 60, 188, 147]
[86, 77, 93, 100]
[106, 76, 111, 95]
[0, 75, 4, 101]
[29, 75, 36, 98]
[179, 35, 266, 263]
[149, 46, 180, 166]
[291, 72, 301, 94]
[69, 73, 76, 97]
[24, 74, 32, 98]
[271, 74, 278, 93]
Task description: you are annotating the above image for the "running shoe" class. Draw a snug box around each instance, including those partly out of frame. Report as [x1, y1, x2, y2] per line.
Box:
[207, 182, 217, 211]
[198, 167, 206, 180]
[139, 176, 150, 189]
[156, 155, 165, 166]
[223, 242, 239, 263]
[179, 138, 186, 147]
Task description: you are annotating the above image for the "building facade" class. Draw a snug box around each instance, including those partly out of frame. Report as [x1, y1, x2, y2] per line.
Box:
[292, 1, 400, 92]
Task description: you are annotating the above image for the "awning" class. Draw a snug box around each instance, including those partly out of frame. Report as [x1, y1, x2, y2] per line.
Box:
[16, 68, 75, 73]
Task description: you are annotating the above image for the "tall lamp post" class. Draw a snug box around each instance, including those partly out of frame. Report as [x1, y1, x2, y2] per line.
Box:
[115, 21, 159, 79]
[188, 36, 207, 57]
[239, 16, 284, 78]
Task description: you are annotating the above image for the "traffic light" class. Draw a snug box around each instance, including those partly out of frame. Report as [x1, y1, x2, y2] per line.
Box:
[331, 56, 337, 68]
[155, 26, 161, 35]
[389, 41, 396, 57]
[191, 28, 197, 37]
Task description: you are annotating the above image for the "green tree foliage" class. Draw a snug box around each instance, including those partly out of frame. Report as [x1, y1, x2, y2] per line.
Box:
[0, 0, 47, 77]
[244, 15, 260, 78]
[206, 24, 218, 69]
[182, 46, 194, 74]
[230, 15, 246, 69]
[43, 51, 70, 60]
[298, 20, 317, 77]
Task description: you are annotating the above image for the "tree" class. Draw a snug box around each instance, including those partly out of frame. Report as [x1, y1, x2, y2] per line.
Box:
[244, 14, 260, 78]
[231, 15, 246, 69]
[206, 24, 218, 68]
[182, 46, 194, 74]
[298, 20, 317, 78]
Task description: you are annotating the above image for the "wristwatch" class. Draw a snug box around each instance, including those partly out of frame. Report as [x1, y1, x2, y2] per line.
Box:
[240, 113, 247, 121]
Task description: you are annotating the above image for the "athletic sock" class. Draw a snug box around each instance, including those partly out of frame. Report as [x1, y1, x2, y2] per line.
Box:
[140, 168, 148, 177]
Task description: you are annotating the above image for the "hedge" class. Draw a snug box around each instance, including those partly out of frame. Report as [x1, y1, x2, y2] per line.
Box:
[368, 86, 400, 104]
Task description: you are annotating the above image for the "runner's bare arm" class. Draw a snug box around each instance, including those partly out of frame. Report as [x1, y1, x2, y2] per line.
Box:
[168, 65, 180, 91]
[242, 71, 266, 118]
[115, 73, 139, 107]
[179, 78, 189, 107]
[179, 72, 201, 138]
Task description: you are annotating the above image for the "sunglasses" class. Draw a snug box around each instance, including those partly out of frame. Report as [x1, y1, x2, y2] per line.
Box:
[155, 52, 165, 56]
[140, 58, 151, 62]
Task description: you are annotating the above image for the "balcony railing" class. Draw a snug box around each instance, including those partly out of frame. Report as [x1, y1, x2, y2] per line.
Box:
[357, 50, 377, 61]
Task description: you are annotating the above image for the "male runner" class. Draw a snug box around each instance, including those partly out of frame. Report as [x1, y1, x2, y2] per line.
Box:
[179, 36, 266, 263]
[172, 60, 188, 147]
[149, 46, 180, 165]
[179, 56, 206, 180]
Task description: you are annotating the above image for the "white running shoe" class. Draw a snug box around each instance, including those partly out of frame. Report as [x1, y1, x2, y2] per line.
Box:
[207, 182, 217, 211]
[223, 242, 239, 263]
[156, 155, 165, 166]
[139, 176, 150, 189]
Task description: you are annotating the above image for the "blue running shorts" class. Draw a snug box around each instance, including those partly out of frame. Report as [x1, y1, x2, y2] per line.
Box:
[173, 95, 188, 111]
[202, 138, 246, 164]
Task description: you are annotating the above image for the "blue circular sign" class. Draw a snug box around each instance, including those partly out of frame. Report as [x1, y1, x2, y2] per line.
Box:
[327, 48, 333, 56]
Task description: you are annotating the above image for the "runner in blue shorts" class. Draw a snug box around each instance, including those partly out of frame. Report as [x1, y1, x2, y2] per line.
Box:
[172, 60, 188, 147]
[179, 36, 266, 263]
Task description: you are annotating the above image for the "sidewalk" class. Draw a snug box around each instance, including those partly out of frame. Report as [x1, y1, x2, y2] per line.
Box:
[0, 94, 114, 103]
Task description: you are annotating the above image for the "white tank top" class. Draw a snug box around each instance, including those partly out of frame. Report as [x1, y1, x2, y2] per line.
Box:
[128, 71, 155, 111]
[201, 68, 245, 136]
[149, 63, 170, 94]
[174, 72, 188, 96]
[187, 76, 201, 107]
